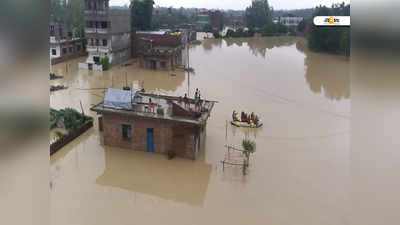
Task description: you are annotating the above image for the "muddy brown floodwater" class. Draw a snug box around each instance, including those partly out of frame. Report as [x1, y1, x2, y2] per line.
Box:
[50, 37, 350, 225]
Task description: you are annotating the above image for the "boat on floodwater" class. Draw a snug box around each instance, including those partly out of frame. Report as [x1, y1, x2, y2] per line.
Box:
[231, 120, 263, 128]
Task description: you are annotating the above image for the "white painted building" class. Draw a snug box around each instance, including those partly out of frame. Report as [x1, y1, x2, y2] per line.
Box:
[279, 15, 303, 26]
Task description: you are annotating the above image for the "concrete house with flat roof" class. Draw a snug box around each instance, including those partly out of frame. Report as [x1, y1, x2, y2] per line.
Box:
[91, 89, 216, 160]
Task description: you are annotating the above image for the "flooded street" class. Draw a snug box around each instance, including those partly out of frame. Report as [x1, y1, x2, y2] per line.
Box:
[50, 37, 350, 225]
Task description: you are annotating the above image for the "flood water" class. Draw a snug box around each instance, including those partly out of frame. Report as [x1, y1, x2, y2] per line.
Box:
[50, 37, 350, 225]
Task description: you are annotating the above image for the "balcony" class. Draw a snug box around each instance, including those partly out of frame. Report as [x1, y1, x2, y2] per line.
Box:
[85, 28, 110, 34]
[85, 27, 110, 34]
[86, 45, 110, 53]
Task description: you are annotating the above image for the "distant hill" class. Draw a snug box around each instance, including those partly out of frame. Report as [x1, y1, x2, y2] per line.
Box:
[273, 8, 315, 19]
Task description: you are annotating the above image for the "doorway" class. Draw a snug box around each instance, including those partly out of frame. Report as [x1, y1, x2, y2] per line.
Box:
[150, 60, 157, 70]
[147, 128, 154, 153]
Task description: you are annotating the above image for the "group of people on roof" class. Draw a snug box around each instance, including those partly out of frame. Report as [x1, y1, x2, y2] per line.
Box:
[180, 88, 204, 112]
[232, 110, 260, 125]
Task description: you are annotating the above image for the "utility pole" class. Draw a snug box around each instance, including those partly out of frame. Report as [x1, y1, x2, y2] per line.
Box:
[187, 37, 190, 97]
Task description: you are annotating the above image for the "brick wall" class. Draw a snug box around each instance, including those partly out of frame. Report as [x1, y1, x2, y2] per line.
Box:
[102, 112, 199, 160]
[132, 32, 182, 58]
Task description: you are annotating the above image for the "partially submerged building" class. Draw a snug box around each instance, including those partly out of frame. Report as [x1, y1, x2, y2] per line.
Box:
[49, 20, 86, 65]
[91, 88, 215, 160]
[132, 31, 184, 71]
[79, 0, 131, 70]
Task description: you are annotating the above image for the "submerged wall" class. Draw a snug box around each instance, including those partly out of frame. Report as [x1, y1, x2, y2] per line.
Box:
[101, 113, 199, 159]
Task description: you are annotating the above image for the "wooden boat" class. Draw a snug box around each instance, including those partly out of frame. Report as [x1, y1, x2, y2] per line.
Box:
[231, 120, 263, 128]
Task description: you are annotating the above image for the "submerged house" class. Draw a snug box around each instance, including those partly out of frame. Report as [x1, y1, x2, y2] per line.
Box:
[49, 20, 86, 64]
[91, 88, 215, 160]
[132, 31, 184, 71]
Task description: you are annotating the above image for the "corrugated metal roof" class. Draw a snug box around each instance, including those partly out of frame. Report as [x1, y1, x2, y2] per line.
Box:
[104, 88, 135, 110]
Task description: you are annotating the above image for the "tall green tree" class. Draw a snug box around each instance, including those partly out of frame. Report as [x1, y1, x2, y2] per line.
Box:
[130, 0, 154, 31]
[50, 0, 84, 31]
[245, 0, 272, 28]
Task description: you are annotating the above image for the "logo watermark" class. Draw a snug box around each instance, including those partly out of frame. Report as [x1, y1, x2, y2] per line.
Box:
[313, 16, 351, 26]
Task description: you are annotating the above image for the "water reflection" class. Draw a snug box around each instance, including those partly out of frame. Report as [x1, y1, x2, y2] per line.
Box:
[96, 147, 212, 206]
[203, 38, 223, 52]
[296, 41, 350, 100]
[218, 37, 297, 58]
[246, 37, 296, 58]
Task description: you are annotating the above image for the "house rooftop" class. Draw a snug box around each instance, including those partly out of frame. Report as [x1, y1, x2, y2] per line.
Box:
[91, 89, 216, 126]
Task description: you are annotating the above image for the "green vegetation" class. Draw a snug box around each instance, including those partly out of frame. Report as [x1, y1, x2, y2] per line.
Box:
[273, 8, 315, 19]
[50, 108, 93, 132]
[213, 31, 221, 39]
[225, 28, 255, 38]
[50, 0, 84, 34]
[152, 7, 191, 29]
[130, 0, 154, 31]
[202, 24, 213, 33]
[54, 130, 65, 139]
[261, 22, 292, 36]
[100, 56, 110, 71]
[241, 139, 256, 175]
[308, 3, 350, 56]
[167, 150, 176, 160]
[245, 0, 272, 29]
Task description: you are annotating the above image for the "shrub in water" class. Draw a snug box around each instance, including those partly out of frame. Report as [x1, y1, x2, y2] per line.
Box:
[167, 150, 176, 160]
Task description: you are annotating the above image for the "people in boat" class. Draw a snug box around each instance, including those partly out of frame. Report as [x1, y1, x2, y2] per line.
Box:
[250, 112, 256, 124]
[241, 111, 245, 122]
[232, 110, 238, 121]
[254, 114, 259, 125]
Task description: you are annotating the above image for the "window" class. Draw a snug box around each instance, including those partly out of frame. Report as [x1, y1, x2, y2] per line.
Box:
[69, 47, 73, 53]
[62, 48, 67, 54]
[77, 45, 81, 51]
[96, 39, 99, 46]
[161, 61, 166, 68]
[101, 21, 108, 29]
[102, 39, 108, 46]
[51, 49, 57, 56]
[122, 124, 132, 140]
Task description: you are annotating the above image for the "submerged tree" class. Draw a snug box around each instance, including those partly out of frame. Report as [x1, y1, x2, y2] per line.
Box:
[242, 139, 256, 175]
[245, 0, 272, 28]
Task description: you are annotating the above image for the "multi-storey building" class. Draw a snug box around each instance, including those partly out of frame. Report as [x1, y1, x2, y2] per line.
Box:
[79, 0, 131, 70]
[49, 20, 85, 64]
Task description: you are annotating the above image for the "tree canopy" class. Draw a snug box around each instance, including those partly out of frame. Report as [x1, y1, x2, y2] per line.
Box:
[130, 0, 154, 31]
[245, 0, 272, 28]
[50, 0, 84, 31]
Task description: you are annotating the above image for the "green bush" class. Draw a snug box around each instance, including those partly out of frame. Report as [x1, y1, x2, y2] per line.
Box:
[241, 139, 256, 175]
[213, 31, 221, 39]
[167, 150, 176, 160]
[50, 108, 92, 132]
[101, 56, 110, 71]
[54, 130, 65, 139]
